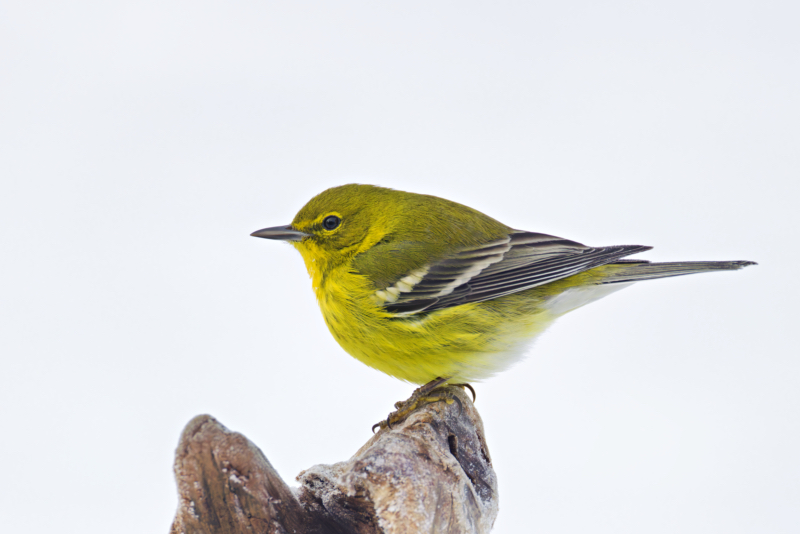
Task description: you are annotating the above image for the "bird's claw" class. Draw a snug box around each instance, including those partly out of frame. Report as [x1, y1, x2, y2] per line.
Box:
[450, 383, 476, 403]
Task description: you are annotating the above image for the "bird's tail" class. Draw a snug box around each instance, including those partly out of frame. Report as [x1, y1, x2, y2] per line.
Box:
[599, 260, 757, 284]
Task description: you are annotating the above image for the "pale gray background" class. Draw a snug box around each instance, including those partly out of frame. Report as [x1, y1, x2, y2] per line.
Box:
[1, 1, 797, 532]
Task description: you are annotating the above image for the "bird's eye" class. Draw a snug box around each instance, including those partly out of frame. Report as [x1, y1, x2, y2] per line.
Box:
[322, 215, 341, 230]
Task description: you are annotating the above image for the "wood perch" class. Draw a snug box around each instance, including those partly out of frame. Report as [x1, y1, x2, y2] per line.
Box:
[171, 386, 498, 533]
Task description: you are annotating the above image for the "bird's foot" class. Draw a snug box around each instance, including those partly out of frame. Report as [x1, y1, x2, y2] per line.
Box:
[371, 378, 475, 432]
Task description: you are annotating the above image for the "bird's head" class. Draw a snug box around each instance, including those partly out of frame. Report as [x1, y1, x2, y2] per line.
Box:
[251, 184, 400, 281]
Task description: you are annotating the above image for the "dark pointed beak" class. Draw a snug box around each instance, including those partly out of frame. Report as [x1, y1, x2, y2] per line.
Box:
[250, 225, 311, 242]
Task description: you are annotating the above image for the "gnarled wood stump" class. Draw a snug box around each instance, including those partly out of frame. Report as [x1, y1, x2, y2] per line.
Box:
[171, 386, 498, 533]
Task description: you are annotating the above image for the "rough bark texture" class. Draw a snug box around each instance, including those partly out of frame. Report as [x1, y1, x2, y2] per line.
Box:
[171, 386, 497, 534]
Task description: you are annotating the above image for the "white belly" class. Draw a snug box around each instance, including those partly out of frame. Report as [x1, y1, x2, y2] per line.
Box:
[544, 283, 633, 317]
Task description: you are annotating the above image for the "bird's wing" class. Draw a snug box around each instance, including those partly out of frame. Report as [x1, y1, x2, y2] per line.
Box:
[375, 231, 651, 315]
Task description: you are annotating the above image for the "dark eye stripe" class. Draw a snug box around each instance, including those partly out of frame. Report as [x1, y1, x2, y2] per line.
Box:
[323, 215, 341, 230]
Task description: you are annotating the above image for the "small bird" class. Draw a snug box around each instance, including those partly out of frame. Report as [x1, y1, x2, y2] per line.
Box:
[252, 184, 754, 398]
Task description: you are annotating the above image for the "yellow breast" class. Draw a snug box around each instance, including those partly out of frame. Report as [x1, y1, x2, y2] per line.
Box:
[307, 263, 555, 384]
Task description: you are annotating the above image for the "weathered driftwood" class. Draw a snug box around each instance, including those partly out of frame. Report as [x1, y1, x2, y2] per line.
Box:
[171, 386, 498, 534]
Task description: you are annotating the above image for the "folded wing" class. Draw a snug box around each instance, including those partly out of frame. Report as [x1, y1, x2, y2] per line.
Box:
[379, 231, 652, 315]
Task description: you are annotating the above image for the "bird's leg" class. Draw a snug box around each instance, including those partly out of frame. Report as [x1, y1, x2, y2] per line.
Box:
[372, 377, 475, 432]
[396, 376, 449, 407]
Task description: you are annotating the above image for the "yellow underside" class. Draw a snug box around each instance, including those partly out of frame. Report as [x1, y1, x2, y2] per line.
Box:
[312, 264, 620, 384]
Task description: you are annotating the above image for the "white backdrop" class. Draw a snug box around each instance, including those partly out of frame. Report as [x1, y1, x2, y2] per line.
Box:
[1, 2, 797, 533]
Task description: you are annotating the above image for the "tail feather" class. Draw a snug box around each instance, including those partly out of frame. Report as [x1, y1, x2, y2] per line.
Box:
[600, 260, 757, 284]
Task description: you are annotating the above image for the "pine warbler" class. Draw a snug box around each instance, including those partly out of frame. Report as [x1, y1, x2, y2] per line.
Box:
[252, 184, 755, 386]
